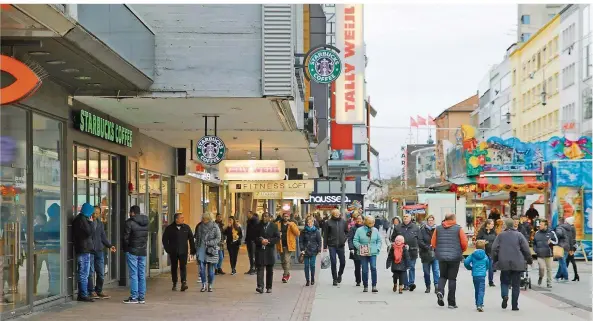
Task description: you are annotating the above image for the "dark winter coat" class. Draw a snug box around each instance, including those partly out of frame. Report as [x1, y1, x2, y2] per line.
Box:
[476, 228, 497, 255]
[254, 221, 280, 266]
[123, 215, 149, 256]
[323, 217, 348, 249]
[245, 215, 260, 243]
[91, 220, 112, 253]
[491, 228, 532, 271]
[386, 246, 410, 272]
[391, 222, 420, 260]
[555, 223, 576, 252]
[162, 223, 196, 256]
[518, 222, 532, 241]
[72, 213, 93, 254]
[299, 226, 321, 257]
[533, 229, 558, 258]
[418, 225, 436, 263]
[224, 225, 243, 249]
[347, 223, 363, 260]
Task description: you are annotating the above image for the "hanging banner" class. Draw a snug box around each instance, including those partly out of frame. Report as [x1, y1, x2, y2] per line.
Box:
[218, 160, 285, 181]
[334, 4, 365, 125]
[229, 180, 314, 193]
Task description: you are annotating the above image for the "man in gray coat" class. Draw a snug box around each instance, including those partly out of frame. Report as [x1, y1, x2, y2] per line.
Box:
[491, 218, 533, 311]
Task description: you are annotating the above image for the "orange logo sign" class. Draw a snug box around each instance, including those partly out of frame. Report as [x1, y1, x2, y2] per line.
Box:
[1, 54, 42, 105]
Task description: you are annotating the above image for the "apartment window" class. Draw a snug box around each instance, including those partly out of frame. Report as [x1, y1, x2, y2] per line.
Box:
[521, 15, 531, 24]
[537, 84, 542, 104]
[543, 45, 547, 62]
[548, 40, 553, 59]
[527, 90, 531, 107]
[521, 33, 532, 42]
[554, 73, 559, 93]
[512, 98, 516, 113]
[522, 93, 527, 110]
[548, 113, 553, 127]
[584, 44, 592, 80]
[554, 110, 559, 128]
[584, 87, 592, 120]
[522, 63, 527, 79]
[553, 37, 559, 56]
[537, 51, 541, 70]
[563, 63, 576, 89]
[547, 77, 553, 97]
[532, 88, 537, 105]
[512, 69, 517, 85]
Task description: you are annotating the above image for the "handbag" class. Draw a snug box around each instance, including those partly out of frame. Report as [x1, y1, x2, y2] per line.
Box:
[553, 245, 564, 259]
[359, 244, 371, 256]
[298, 252, 305, 263]
[321, 254, 330, 269]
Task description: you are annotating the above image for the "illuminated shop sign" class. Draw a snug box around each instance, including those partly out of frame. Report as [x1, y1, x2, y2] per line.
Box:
[73, 109, 133, 147]
[218, 160, 286, 181]
[229, 180, 314, 193]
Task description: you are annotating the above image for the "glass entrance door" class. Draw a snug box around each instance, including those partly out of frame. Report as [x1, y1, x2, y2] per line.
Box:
[148, 193, 161, 275]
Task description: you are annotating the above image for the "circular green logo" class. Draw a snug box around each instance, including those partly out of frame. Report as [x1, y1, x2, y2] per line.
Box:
[196, 135, 226, 165]
[307, 49, 342, 84]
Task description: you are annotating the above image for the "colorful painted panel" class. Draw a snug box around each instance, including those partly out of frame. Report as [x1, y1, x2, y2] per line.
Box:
[574, 240, 592, 260]
[584, 190, 592, 236]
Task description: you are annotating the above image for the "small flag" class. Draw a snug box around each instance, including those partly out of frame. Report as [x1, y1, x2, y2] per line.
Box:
[417, 116, 427, 126]
[428, 115, 436, 125]
[410, 117, 418, 128]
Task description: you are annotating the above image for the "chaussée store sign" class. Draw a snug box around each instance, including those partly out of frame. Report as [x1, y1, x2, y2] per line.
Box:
[73, 110, 133, 147]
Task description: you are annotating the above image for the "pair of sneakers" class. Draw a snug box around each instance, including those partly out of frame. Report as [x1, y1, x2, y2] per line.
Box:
[281, 274, 291, 283]
[123, 297, 145, 304]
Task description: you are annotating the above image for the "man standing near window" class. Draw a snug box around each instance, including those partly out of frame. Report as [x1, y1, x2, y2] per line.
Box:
[162, 213, 196, 292]
[72, 203, 95, 302]
[123, 205, 149, 304]
[88, 206, 116, 300]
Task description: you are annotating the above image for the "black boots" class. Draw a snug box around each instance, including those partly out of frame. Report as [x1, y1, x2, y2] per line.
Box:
[215, 268, 225, 275]
[181, 282, 188, 292]
[572, 274, 580, 281]
[425, 285, 431, 293]
[172, 283, 177, 291]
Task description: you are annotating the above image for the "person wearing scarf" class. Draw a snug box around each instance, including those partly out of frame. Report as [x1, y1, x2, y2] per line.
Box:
[418, 215, 439, 293]
[299, 217, 322, 286]
[353, 216, 382, 293]
[387, 235, 410, 294]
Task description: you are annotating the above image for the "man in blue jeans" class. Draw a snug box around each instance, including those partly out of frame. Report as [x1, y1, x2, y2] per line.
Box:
[323, 209, 349, 286]
[72, 203, 95, 302]
[88, 206, 116, 299]
[123, 205, 149, 304]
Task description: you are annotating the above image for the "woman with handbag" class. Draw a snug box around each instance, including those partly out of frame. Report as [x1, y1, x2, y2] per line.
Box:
[223, 216, 243, 275]
[194, 213, 222, 292]
[418, 215, 439, 294]
[299, 217, 321, 286]
[353, 216, 382, 293]
[347, 215, 364, 286]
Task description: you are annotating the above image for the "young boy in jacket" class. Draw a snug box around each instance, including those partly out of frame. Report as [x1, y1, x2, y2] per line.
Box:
[464, 240, 490, 312]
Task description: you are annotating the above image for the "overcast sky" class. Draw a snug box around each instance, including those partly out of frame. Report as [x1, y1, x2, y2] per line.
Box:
[364, 4, 517, 179]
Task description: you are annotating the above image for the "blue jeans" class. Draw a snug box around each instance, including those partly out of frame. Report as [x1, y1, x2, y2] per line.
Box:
[88, 251, 105, 294]
[555, 252, 569, 280]
[200, 261, 215, 285]
[473, 276, 486, 306]
[77, 253, 91, 298]
[126, 253, 146, 300]
[423, 260, 440, 287]
[328, 246, 346, 281]
[304, 255, 317, 281]
[405, 258, 417, 286]
[360, 256, 377, 287]
[217, 249, 224, 270]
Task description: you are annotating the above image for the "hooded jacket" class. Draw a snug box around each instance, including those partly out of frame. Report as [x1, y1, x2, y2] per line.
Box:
[464, 249, 490, 277]
[72, 213, 93, 254]
[300, 225, 322, 257]
[123, 214, 149, 256]
[555, 223, 576, 252]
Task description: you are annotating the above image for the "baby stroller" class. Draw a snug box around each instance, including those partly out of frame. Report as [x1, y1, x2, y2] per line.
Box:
[520, 264, 532, 290]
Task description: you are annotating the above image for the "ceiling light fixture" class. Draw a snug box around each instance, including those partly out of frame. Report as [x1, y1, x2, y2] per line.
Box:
[46, 60, 66, 65]
[62, 68, 79, 73]
[74, 76, 91, 80]
[28, 51, 50, 56]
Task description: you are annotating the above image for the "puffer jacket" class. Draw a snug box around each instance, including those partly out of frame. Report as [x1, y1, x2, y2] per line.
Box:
[353, 226, 382, 256]
[386, 245, 410, 272]
[555, 223, 576, 252]
[72, 213, 93, 254]
[123, 214, 149, 256]
[476, 228, 497, 255]
[533, 229, 558, 258]
[299, 226, 321, 257]
[464, 249, 490, 277]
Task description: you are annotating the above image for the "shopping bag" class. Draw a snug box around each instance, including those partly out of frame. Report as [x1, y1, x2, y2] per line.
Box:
[553, 245, 564, 259]
[321, 253, 330, 270]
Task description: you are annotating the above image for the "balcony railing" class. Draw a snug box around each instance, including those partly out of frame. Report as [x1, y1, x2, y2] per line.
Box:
[77, 4, 155, 79]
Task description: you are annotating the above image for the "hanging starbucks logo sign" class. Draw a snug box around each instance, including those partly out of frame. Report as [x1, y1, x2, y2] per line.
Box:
[196, 135, 226, 165]
[306, 48, 342, 84]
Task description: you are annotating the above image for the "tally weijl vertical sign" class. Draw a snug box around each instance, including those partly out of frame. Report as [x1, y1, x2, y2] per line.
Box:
[335, 4, 365, 125]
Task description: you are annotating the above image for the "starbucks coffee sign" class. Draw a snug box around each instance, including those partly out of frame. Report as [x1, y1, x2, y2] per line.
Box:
[306, 49, 342, 84]
[196, 135, 226, 165]
[73, 110, 133, 147]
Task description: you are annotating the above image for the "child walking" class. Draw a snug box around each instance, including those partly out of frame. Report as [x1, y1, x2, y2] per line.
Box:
[464, 240, 490, 312]
[300, 217, 322, 286]
[386, 235, 409, 294]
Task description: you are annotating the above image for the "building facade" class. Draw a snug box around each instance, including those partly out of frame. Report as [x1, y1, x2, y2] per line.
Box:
[583, 4, 592, 136]
[518, 4, 565, 43]
[510, 14, 562, 142]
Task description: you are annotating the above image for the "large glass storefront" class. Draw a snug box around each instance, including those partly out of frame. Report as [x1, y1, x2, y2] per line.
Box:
[130, 166, 172, 276]
[72, 146, 119, 290]
[0, 105, 64, 315]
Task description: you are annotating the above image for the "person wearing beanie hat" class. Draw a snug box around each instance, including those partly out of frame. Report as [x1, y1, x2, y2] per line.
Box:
[72, 202, 95, 302]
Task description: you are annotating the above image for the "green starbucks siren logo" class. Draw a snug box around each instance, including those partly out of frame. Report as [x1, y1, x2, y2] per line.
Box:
[197, 135, 226, 165]
[307, 49, 342, 84]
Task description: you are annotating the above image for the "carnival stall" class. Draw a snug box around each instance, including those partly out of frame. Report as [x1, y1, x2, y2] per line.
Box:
[402, 204, 428, 223]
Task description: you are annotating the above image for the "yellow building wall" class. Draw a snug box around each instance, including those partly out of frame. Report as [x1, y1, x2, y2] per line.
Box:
[511, 15, 561, 142]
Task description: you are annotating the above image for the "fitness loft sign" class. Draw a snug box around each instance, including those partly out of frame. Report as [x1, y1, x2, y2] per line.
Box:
[301, 193, 364, 205]
[73, 110, 133, 147]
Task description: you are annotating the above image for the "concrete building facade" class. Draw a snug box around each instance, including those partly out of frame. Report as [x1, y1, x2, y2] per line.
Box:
[518, 4, 565, 43]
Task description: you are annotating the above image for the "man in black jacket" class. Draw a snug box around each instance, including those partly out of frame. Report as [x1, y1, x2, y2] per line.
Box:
[391, 213, 420, 291]
[72, 202, 95, 302]
[123, 205, 149, 304]
[323, 209, 349, 286]
[163, 213, 196, 292]
[244, 211, 259, 275]
[88, 206, 116, 300]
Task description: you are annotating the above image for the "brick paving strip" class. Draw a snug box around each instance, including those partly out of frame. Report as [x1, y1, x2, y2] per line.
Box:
[20, 247, 319, 321]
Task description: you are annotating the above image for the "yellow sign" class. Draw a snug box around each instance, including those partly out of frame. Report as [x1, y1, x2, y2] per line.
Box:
[230, 180, 314, 193]
[218, 160, 285, 181]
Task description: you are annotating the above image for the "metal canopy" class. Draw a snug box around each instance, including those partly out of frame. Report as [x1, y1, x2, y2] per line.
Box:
[327, 160, 370, 178]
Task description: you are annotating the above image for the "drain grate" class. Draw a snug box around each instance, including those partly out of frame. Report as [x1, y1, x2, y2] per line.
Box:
[358, 301, 388, 305]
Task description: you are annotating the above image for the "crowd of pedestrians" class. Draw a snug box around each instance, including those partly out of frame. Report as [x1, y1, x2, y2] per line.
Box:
[71, 203, 581, 312]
